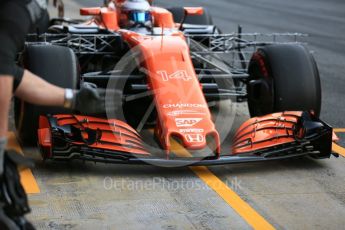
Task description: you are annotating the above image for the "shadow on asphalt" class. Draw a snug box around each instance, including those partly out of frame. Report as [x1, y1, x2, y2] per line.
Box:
[30, 155, 328, 178]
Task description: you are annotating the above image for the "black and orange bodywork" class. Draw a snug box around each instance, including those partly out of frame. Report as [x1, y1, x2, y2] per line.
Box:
[35, 1, 335, 166]
[37, 112, 333, 166]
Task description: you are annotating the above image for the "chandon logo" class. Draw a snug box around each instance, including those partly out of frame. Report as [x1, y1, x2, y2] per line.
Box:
[157, 70, 193, 82]
[175, 118, 203, 127]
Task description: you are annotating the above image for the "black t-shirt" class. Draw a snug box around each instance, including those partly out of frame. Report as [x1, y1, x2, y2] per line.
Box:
[0, 0, 34, 89]
[0, 0, 31, 4]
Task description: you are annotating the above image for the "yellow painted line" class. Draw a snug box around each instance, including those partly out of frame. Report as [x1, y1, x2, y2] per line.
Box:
[332, 143, 345, 157]
[332, 128, 345, 157]
[171, 140, 275, 230]
[7, 132, 40, 194]
[334, 128, 345, 133]
[191, 166, 274, 230]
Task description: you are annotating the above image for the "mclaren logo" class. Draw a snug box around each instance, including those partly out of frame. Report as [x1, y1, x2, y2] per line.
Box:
[175, 118, 203, 127]
[157, 70, 193, 82]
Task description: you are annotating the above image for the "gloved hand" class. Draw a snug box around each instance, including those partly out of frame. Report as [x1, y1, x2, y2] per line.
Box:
[73, 83, 107, 115]
[66, 83, 122, 115]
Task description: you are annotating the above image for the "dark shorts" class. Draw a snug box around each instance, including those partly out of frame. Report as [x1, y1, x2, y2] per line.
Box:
[0, 0, 33, 90]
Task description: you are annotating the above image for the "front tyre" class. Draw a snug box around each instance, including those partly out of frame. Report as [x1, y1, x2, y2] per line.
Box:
[15, 45, 78, 146]
[247, 44, 321, 117]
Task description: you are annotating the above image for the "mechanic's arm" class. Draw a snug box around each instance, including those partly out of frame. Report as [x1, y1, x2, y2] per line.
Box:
[0, 77, 13, 137]
[14, 70, 110, 114]
[0, 77, 12, 174]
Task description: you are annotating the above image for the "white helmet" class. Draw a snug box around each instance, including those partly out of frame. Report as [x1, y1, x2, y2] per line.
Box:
[119, 0, 151, 27]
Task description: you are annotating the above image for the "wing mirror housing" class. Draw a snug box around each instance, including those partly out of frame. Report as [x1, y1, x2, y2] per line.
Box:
[179, 7, 204, 29]
[80, 7, 101, 16]
[183, 7, 204, 16]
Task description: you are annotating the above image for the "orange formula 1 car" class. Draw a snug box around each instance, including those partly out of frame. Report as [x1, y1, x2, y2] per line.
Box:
[15, 0, 337, 166]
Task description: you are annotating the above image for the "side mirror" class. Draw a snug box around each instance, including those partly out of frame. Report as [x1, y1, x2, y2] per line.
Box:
[183, 7, 204, 16]
[80, 7, 101, 16]
[179, 7, 204, 29]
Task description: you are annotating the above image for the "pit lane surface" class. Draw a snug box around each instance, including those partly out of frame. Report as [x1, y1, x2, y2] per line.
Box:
[20, 0, 345, 229]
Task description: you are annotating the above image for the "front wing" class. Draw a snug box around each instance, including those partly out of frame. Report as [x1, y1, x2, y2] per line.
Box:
[37, 112, 335, 167]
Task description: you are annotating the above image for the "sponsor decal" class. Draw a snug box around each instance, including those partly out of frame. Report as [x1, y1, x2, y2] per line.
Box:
[179, 129, 204, 133]
[167, 110, 205, 117]
[163, 104, 207, 109]
[185, 134, 204, 143]
[157, 70, 193, 82]
[175, 118, 203, 127]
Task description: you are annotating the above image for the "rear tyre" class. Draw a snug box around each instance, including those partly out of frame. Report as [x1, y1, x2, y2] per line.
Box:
[15, 45, 78, 146]
[247, 44, 321, 117]
[167, 7, 213, 25]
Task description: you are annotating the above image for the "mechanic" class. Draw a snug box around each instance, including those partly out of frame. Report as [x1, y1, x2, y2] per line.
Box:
[0, 0, 109, 229]
[118, 0, 152, 29]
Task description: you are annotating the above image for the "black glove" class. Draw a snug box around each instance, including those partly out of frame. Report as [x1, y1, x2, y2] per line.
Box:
[71, 83, 122, 115]
[72, 83, 106, 115]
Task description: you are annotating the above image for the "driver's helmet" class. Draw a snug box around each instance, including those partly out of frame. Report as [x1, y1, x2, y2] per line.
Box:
[119, 0, 151, 28]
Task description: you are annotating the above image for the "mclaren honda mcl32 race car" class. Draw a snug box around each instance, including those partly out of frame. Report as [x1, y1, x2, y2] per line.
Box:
[15, 0, 337, 166]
